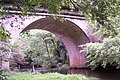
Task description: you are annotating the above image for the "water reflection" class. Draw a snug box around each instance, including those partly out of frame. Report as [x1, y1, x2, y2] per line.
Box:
[69, 69, 120, 80]
[70, 69, 90, 76]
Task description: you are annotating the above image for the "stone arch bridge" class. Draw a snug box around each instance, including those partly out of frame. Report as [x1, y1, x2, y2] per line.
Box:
[1, 12, 100, 68]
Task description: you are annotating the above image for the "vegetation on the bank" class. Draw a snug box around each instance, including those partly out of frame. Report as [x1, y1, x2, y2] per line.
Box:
[0, 68, 11, 80]
[10, 30, 69, 70]
[8, 72, 88, 80]
[86, 37, 120, 70]
[0, 25, 11, 80]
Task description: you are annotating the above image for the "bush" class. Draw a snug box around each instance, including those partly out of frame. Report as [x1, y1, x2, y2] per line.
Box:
[86, 37, 120, 70]
[0, 68, 11, 80]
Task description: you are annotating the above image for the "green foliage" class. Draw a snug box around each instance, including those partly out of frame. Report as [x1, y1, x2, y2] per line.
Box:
[1, 0, 68, 14]
[0, 24, 11, 80]
[8, 72, 88, 80]
[72, 0, 120, 37]
[0, 68, 11, 80]
[0, 41, 12, 80]
[1, 0, 120, 38]
[15, 30, 68, 68]
[0, 41, 11, 64]
[86, 37, 120, 70]
[0, 24, 10, 41]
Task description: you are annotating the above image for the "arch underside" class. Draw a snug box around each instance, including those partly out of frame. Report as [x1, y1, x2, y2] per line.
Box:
[22, 17, 90, 68]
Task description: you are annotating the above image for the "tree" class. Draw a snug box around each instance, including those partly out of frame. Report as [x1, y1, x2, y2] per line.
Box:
[17, 30, 52, 68]
[0, 25, 11, 67]
[70, 0, 120, 37]
[86, 37, 120, 70]
[1, 0, 120, 37]
[0, 25, 11, 80]
[15, 30, 68, 69]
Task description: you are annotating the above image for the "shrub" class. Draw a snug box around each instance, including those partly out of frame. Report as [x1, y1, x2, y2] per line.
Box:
[86, 37, 120, 70]
[0, 68, 11, 80]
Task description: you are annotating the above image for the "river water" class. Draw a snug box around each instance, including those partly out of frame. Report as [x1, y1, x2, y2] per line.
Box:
[69, 69, 120, 80]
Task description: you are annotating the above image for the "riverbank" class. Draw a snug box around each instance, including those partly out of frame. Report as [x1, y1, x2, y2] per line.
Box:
[8, 72, 89, 80]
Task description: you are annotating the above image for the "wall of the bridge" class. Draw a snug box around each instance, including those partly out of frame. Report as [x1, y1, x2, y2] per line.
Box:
[1, 15, 101, 68]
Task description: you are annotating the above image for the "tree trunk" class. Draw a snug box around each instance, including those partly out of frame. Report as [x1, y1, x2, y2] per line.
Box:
[32, 65, 35, 72]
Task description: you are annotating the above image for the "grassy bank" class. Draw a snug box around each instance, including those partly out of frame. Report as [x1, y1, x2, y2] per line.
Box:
[8, 72, 89, 80]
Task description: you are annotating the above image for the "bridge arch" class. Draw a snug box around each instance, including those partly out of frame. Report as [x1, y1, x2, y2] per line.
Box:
[21, 17, 90, 68]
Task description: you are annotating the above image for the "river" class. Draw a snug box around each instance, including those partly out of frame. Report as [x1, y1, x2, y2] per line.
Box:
[69, 69, 120, 80]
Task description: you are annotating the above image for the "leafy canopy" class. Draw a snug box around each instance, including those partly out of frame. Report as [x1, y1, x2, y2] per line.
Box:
[1, 0, 120, 37]
[70, 0, 120, 37]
